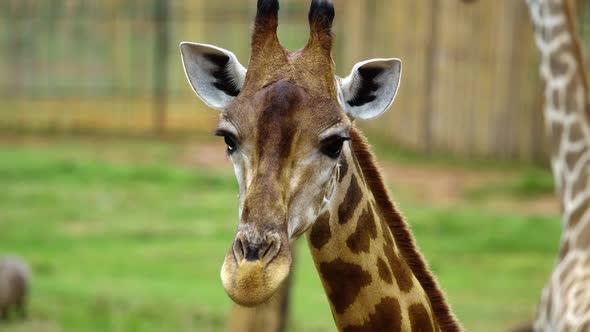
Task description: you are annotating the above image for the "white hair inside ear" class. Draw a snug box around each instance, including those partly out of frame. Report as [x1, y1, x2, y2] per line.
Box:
[337, 58, 402, 120]
[180, 42, 247, 110]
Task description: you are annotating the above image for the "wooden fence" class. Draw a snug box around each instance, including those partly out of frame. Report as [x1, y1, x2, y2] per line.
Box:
[340, 1, 546, 161]
[1, 0, 589, 162]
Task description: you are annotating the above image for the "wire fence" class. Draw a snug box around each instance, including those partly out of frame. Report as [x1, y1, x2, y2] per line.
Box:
[0, 0, 589, 162]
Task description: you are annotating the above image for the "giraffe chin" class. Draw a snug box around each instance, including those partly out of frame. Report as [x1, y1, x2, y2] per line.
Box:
[220, 253, 291, 307]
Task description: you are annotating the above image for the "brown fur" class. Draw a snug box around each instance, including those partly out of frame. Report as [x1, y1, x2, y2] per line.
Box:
[341, 297, 402, 332]
[218, 0, 460, 329]
[319, 258, 372, 315]
[345, 206, 378, 254]
[376, 257, 393, 284]
[409, 303, 435, 332]
[337, 176, 362, 225]
[350, 127, 462, 332]
[383, 241, 413, 293]
[309, 211, 332, 250]
[0, 257, 30, 321]
[242, 0, 337, 99]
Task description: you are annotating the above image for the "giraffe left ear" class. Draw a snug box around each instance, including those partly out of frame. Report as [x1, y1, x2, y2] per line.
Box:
[338, 58, 402, 120]
[180, 42, 247, 110]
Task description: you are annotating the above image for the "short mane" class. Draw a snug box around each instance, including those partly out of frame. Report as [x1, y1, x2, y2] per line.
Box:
[350, 126, 462, 332]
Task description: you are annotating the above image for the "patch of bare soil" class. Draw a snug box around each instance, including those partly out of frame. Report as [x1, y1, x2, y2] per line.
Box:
[0, 135, 63, 146]
[380, 163, 559, 216]
[176, 141, 232, 172]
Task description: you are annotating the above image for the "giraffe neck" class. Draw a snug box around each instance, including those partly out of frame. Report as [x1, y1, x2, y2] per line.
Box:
[529, 0, 590, 254]
[305, 127, 460, 331]
[527, 0, 590, 329]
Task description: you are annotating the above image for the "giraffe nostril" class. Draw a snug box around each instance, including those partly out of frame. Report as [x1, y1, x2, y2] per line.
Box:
[260, 240, 274, 260]
[260, 238, 281, 264]
[245, 244, 260, 261]
[233, 234, 281, 264]
[233, 237, 246, 262]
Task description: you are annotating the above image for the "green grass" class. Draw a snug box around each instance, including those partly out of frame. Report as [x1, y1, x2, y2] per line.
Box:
[467, 168, 556, 200]
[0, 138, 561, 331]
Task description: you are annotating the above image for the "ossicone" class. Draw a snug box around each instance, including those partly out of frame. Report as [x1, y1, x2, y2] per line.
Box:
[255, 0, 280, 26]
[306, 0, 335, 54]
[249, 0, 285, 68]
[309, 0, 335, 33]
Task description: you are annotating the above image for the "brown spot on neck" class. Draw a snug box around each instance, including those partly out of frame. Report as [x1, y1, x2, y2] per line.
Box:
[337, 175, 363, 225]
[567, 186, 590, 230]
[346, 204, 378, 254]
[574, 221, 590, 249]
[319, 258, 372, 315]
[338, 157, 349, 183]
[409, 303, 435, 332]
[380, 211, 395, 246]
[383, 242, 413, 293]
[342, 297, 402, 332]
[309, 211, 331, 250]
[377, 257, 393, 284]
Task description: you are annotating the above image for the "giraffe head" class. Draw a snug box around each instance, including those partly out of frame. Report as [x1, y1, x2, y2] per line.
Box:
[180, 0, 402, 306]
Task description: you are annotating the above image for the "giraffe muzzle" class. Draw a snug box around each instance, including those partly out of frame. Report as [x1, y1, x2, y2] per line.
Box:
[221, 230, 292, 307]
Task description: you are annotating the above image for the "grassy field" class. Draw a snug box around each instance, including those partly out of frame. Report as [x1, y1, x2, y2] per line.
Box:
[0, 136, 562, 332]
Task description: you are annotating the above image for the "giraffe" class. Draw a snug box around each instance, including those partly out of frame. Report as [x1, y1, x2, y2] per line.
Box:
[526, 0, 590, 330]
[180, 0, 461, 330]
[226, 269, 291, 332]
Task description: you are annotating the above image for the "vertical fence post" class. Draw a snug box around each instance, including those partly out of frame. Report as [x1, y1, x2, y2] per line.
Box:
[423, 0, 441, 153]
[154, 0, 170, 136]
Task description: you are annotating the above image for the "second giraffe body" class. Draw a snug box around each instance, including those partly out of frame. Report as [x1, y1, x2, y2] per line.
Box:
[527, 0, 590, 330]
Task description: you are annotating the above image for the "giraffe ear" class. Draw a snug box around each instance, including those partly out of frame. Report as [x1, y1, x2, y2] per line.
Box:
[180, 42, 247, 110]
[338, 58, 402, 120]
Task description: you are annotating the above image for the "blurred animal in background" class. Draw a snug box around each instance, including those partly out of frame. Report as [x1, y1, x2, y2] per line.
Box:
[180, 0, 461, 330]
[526, 0, 590, 331]
[0, 256, 31, 321]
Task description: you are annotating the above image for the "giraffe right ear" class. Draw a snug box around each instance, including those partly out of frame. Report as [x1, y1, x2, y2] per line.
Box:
[338, 58, 402, 120]
[180, 42, 247, 110]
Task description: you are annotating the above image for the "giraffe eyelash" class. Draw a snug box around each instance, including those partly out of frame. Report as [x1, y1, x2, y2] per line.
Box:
[320, 136, 351, 159]
[215, 129, 239, 155]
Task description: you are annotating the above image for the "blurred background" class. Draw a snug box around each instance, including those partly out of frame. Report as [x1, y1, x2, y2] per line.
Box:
[0, 0, 589, 331]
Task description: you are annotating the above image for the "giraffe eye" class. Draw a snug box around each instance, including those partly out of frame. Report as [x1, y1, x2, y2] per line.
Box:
[215, 130, 238, 155]
[224, 135, 237, 152]
[320, 136, 350, 159]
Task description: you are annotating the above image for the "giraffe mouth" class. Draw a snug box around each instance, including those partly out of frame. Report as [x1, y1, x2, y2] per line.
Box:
[220, 231, 292, 306]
